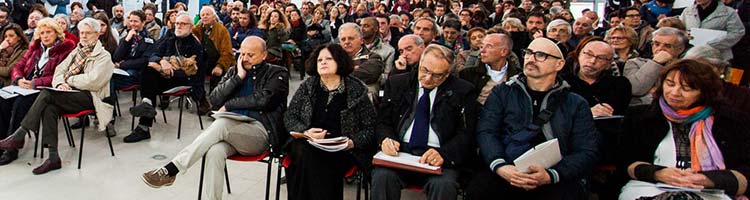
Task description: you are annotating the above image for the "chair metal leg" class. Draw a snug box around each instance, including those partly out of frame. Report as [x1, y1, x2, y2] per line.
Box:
[33, 132, 38, 158]
[264, 157, 272, 200]
[356, 171, 362, 200]
[107, 129, 115, 156]
[197, 102, 204, 130]
[131, 90, 137, 130]
[198, 155, 206, 200]
[62, 118, 74, 147]
[114, 89, 122, 117]
[225, 166, 231, 194]
[177, 96, 184, 139]
[77, 123, 85, 169]
[275, 158, 283, 200]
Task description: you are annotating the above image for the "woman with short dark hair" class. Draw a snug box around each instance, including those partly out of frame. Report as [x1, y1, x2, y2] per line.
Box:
[0, 24, 29, 86]
[284, 43, 376, 200]
[618, 59, 750, 199]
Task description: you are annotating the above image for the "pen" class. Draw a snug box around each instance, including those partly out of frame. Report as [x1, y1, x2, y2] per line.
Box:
[389, 139, 397, 151]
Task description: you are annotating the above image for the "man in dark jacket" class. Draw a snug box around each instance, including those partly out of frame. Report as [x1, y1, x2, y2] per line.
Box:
[124, 13, 206, 143]
[466, 38, 600, 199]
[141, 36, 289, 200]
[371, 44, 478, 200]
[112, 10, 153, 90]
[339, 23, 385, 101]
[391, 34, 425, 75]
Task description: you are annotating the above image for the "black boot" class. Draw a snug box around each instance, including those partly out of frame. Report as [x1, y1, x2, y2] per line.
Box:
[0, 149, 18, 165]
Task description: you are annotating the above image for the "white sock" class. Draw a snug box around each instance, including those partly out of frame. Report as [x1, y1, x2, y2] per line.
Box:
[138, 125, 150, 131]
[142, 98, 152, 105]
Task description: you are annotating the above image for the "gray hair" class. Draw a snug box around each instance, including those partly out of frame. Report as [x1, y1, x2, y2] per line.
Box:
[684, 45, 730, 69]
[339, 22, 363, 37]
[401, 34, 425, 46]
[652, 27, 688, 48]
[549, 6, 563, 15]
[201, 6, 220, 21]
[420, 44, 456, 72]
[176, 11, 192, 23]
[77, 17, 102, 33]
[53, 14, 70, 29]
[547, 19, 571, 35]
[389, 14, 402, 22]
[501, 17, 524, 31]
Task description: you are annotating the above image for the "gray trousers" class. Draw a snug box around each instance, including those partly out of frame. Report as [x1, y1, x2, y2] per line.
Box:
[171, 118, 269, 200]
[370, 166, 460, 200]
[21, 90, 94, 148]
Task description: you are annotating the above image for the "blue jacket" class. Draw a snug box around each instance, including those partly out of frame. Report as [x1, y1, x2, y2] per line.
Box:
[476, 75, 600, 184]
[228, 26, 264, 49]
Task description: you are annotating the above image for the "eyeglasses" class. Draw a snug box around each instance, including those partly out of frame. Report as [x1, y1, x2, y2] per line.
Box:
[581, 51, 612, 63]
[523, 48, 562, 62]
[78, 31, 97, 36]
[419, 67, 448, 79]
[175, 22, 192, 27]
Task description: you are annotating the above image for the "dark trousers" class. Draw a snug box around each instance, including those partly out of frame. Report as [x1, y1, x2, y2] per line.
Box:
[464, 167, 585, 200]
[0, 93, 39, 138]
[21, 90, 93, 148]
[284, 139, 356, 200]
[111, 69, 141, 90]
[138, 66, 205, 127]
[370, 167, 460, 200]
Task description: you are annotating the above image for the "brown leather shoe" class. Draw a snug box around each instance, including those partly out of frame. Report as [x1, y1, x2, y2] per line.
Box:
[32, 159, 62, 175]
[142, 168, 176, 188]
[0, 136, 23, 150]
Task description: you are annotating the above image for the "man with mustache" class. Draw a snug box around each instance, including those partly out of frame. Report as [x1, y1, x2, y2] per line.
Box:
[467, 38, 600, 199]
[124, 13, 206, 143]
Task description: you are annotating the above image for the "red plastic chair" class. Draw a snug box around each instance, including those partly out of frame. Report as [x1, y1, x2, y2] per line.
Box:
[61, 110, 115, 169]
[160, 86, 203, 139]
[198, 151, 277, 200]
[113, 84, 140, 130]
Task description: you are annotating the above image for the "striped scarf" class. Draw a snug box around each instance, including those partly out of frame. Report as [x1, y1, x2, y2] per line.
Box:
[65, 43, 95, 79]
[659, 97, 725, 171]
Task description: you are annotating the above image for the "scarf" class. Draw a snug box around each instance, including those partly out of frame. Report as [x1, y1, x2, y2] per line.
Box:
[659, 97, 725, 171]
[65, 42, 95, 80]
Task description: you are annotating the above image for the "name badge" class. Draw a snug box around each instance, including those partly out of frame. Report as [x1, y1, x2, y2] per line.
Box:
[145, 38, 154, 44]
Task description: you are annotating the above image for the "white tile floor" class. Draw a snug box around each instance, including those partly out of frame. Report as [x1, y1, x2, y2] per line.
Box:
[0, 72, 423, 200]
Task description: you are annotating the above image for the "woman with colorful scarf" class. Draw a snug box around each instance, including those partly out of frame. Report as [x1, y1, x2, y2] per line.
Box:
[0, 18, 114, 175]
[618, 59, 750, 199]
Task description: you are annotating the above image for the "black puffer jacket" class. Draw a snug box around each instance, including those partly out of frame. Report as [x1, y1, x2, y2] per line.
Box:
[209, 62, 290, 154]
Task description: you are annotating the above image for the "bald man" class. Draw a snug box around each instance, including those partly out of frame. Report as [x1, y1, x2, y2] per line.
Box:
[142, 36, 290, 200]
[567, 16, 594, 49]
[459, 33, 522, 105]
[467, 38, 600, 199]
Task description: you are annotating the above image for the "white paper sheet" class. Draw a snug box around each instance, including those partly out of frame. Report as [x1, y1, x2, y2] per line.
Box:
[1, 85, 39, 96]
[373, 151, 441, 171]
[163, 86, 192, 94]
[689, 28, 727, 46]
[113, 68, 130, 76]
[513, 139, 562, 173]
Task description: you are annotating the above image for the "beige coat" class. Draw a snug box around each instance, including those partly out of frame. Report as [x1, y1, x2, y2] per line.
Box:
[52, 41, 114, 131]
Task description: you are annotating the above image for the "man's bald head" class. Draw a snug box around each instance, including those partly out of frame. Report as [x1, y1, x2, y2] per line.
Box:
[239, 36, 268, 68]
[573, 16, 594, 36]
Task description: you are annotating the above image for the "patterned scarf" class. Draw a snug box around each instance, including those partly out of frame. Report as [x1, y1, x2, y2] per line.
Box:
[65, 43, 96, 79]
[659, 97, 725, 171]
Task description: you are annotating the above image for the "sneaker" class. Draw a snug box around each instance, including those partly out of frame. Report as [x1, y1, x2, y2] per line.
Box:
[123, 127, 150, 143]
[130, 102, 157, 118]
[142, 167, 176, 188]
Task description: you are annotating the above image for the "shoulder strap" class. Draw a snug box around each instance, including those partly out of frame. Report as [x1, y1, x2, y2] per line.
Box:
[532, 92, 567, 128]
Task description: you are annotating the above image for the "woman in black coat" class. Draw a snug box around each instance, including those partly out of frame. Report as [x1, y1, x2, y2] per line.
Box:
[618, 59, 750, 199]
[284, 44, 377, 200]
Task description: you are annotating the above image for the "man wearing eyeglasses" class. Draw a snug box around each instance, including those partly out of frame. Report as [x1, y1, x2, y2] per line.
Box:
[372, 44, 477, 200]
[125, 13, 206, 143]
[624, 27, 688, 107]
[466, 38, 600, 199]
[620, 7, 654, 53]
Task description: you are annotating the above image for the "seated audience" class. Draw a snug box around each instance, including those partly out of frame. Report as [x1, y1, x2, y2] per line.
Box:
[372, 44, 477, 200]
[605, 25, 639, 74]
[0, 18, 114, 174]
[284, 43, 376, 200]
[0, 17, 76, 166]
[618, 59, 750, 199]
[124, 13, 205, 143]
[0, 24, 29, 86]
[141, 37, 289, 200]
[680, 0, 745, 60]
[392, 34, 426, 75]
[466, 38, 599, 199]
[459, 32, 521, 105]
[624, 27, 688, 106]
